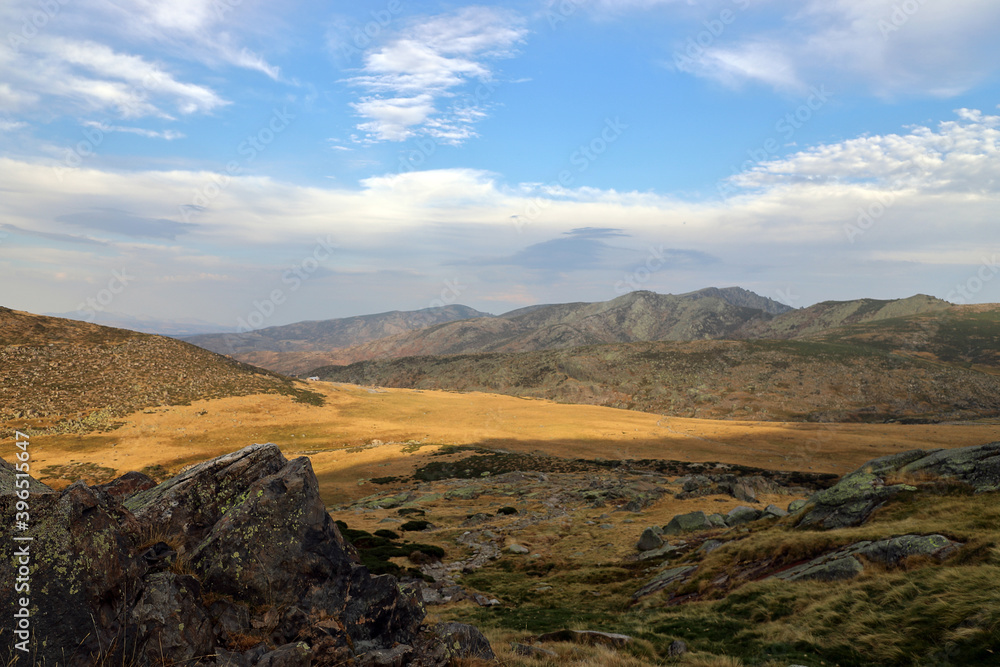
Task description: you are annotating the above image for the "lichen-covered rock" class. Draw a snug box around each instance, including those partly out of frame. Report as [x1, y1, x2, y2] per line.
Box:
[773, 534, 962, 583]
[663, 510, 712, 535]
[633, 564, 698, 599]
[794, 443, 1000, 530]
[787, 498, 807, 513]
[131, 572, 215, 664]
[124, 442, 288, 550]
[901, 442, 1000, 492]
[637, 526, 665, 551]
[725, 505, 762, 526]
[763, 504, 788, 519]
[0, 480, 141, 665]
[777, 555, 865, 582]
[1, 443, 488, 666]
[795, 471, 915, 529]
[435, 622, 497, 661]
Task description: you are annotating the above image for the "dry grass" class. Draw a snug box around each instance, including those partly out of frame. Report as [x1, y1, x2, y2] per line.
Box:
[5, 382, 997, 506]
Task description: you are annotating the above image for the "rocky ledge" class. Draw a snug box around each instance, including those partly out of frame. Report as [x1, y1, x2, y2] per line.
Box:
[0, 445, 494, 666]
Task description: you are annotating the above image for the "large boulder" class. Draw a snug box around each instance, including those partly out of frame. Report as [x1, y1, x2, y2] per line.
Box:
[663, 510, 713, 535]
[637, 526, 665, 551]
[1, 444, 485, 666]
[900, 442, 1000, 492]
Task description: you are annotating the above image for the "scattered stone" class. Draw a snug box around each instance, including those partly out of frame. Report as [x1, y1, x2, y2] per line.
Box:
[787, 499, 807, 513]
[511, 642, 558, 658]
[599, 523, 614, 529]
[637, 527, 665, 551]
[668, 639, 689, 657]
[706, 513, 728, 528]
[435, 622, 497, 661]
[663, 510, 712, 535]
[507, 544, 530, 554]
[763, 504, 788, 519]
[633, 565, 698, 599]
[637, 543, 681, 561]
[725, 505, 762, 526]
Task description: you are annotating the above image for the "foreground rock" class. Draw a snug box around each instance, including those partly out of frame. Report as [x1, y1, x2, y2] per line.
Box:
[0, 443, 493, 666]
[795, 443, 1000, 529]
[772, 534, 962, 582]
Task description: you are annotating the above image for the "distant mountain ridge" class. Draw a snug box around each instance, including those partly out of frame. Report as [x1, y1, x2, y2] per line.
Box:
[317, 288, 793, 369]
[184, 304, 491, 374]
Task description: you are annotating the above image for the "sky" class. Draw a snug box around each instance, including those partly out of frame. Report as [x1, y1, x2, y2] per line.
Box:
[1, 0, 999, 331]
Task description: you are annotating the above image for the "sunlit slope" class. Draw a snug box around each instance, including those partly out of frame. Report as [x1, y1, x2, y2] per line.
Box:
[9, 382, 998, 505]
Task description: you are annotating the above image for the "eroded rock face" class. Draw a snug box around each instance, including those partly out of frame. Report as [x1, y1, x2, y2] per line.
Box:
[0, 443, 479, 666]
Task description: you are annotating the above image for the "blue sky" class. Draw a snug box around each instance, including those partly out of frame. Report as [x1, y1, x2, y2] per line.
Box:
[1, 0, 999, 330]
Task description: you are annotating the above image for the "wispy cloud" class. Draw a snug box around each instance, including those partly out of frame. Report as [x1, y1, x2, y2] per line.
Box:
[667, 0, 1000, 97]
[82, 121, 184, 140]
[345, 6, 527, 143]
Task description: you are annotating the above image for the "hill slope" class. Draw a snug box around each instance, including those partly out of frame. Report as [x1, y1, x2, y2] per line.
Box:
[331, 289, 788, 364]
[738, 294, 952, 339]
[313, 338, 1000, 422]
[184, 304, 491, 374]
[0, 307, 319, 436]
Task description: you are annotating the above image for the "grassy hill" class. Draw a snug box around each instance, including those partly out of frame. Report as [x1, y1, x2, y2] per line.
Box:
[0, 307, 321, 437]
[313, 338, 1000, 422]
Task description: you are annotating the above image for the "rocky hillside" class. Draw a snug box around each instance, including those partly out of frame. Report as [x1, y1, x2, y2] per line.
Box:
[0, 308, 320, 436]
[184, 304, 491, 374]
[737, 293, 952, 340]
[313, 339, 1000, 422]
[329, 289, 788, 364]
[329, 440, 1000, 665]
[0, 444, 494, 666]
[809, 304, 1000, 370]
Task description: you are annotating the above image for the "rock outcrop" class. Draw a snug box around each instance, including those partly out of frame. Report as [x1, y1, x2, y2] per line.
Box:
[794, 443, 1000, 529]
[0, 443, 493, 666]
[772, 534, 962, 582]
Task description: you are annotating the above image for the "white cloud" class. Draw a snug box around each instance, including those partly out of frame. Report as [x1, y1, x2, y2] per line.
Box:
[346, 6, 527, 143]
[0, 119, 26, 131]
[81, 121, 184, 140]
[3, 106, 999, 318]
[671, 0, 1000, 97]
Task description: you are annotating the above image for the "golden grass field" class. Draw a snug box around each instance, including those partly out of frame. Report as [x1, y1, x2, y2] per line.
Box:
[8, 380, 998, 506]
